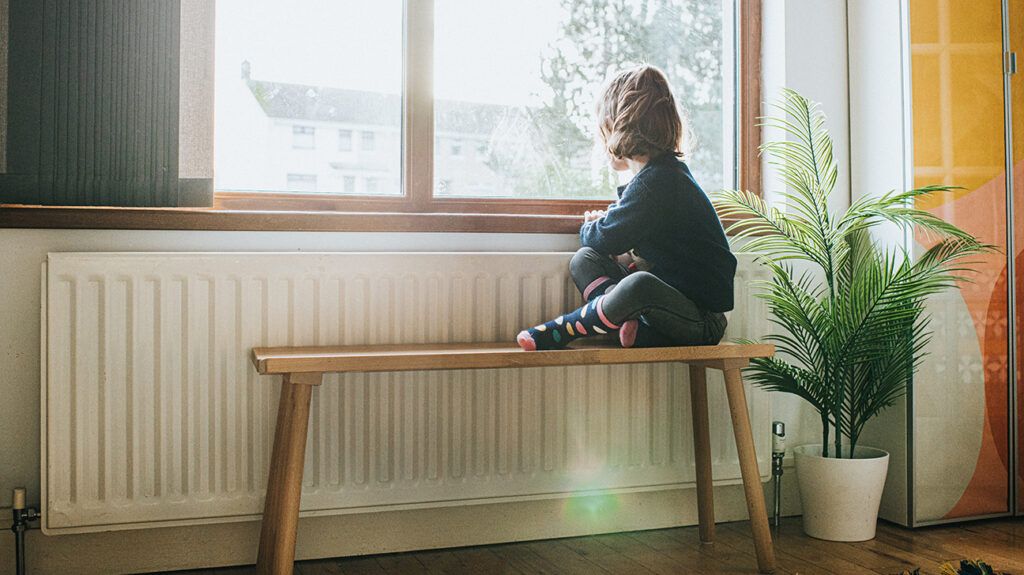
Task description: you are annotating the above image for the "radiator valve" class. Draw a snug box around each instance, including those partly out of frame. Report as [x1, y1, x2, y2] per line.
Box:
[771, 421, 785, 529]
[11, 488, 40, 575]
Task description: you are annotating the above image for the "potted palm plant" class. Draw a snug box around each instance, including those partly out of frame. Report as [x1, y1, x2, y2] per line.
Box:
[714, 89, 989, 541]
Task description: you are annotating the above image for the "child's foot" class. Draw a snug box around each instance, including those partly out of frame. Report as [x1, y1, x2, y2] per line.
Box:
[516, 315, 574, 350]
[516, 330, 537, 351]
[619, 319, 639, 348]
[516, 296, 620, 351]
[622, 318, 675, 348]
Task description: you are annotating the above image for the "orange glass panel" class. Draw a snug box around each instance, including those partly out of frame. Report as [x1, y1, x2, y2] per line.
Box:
[911, 55, 944, 169]
[910, 0, 1011, 521]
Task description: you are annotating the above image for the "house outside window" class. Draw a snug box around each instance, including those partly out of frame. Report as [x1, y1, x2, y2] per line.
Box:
[286, 173, 317, 192]
[450, 140, 462, 157]
[292, 125, 315, 149]
[343, 175, 356, 193]
[365, 177, 378, 194]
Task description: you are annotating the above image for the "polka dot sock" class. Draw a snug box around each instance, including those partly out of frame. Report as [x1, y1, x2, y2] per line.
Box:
[516, 295, 621, 351]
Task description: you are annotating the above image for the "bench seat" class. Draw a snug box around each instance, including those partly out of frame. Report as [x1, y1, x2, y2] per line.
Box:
[251, 341, 776, 574]
[252, 341, 775, 374]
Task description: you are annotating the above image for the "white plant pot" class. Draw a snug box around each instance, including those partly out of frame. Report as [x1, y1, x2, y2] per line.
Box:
[793, 444, 890, 541]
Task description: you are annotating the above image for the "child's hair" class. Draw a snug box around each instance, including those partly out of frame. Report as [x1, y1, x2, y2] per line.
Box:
[597, 64, 686, 160]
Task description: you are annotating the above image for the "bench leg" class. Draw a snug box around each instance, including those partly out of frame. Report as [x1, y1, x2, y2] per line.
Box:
[257, 372, 322, 575]
[688, 364, 715, 544]
[723, 367, 776, 574]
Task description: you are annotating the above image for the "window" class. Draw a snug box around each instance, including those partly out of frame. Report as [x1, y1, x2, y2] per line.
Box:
[207, 0, 757, 228]
[338, 129, 353, 152]
[286, 173, 317, 192]
[292, 125, 315, 149]
[214, 0, 401, 195]
[361, 131, 376, 152]
[434, 0, 733, 199]
[5, 0, 760, 233]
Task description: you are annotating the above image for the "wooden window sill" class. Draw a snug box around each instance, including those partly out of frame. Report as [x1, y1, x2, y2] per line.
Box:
[0, 204, 589, 234]
[1, 204, 756, 235]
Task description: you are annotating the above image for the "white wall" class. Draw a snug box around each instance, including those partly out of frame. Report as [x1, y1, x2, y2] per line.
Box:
[762, 0, 852, 215]
[760, 0, 853, 452]
[846, 0, 915, 525]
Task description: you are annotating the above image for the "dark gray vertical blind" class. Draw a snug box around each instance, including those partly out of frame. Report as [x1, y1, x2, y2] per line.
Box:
[2, 0, 212, 207]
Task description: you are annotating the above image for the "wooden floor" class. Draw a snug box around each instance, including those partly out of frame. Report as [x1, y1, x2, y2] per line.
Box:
[166, 517, 1024, 575]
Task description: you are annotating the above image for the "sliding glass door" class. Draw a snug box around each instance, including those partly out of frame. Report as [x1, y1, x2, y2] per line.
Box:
[908, 0, 1014, 523]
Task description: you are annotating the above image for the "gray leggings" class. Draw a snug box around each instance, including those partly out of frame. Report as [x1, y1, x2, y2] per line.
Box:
[569, 247, 727, 346]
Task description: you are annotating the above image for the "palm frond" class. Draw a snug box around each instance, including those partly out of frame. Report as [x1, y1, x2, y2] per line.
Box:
[841, 186, 978, 242]
[714, 189, 833, 268]
[719, 89, 987, 457]
[754, 89, 843, 286]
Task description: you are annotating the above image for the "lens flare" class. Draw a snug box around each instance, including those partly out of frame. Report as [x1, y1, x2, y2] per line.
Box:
[561, 466, 622, 521]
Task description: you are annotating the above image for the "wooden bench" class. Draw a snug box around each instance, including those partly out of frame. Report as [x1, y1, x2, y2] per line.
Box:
[251, 341, 777, 575]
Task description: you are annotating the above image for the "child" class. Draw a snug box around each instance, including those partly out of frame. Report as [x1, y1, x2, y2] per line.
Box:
[516, 65, 737, 351]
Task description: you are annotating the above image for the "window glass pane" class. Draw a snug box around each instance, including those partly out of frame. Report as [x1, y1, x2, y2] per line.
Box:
[292, 126, 315, 149]
[434, 0, 734, 199]
[215, 1, 402, 196]
[338, 130, 353, 152]
[361, 131, 376, 152]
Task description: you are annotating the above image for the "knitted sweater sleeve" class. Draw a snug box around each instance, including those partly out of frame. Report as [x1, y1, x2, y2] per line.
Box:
[579, 178, 658, 256]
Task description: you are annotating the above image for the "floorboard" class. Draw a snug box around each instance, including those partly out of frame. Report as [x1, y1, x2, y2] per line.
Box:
[156, 516, 1024, 575]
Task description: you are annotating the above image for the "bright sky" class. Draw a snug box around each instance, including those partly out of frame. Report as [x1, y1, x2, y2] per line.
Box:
[215, 0, 567, 106]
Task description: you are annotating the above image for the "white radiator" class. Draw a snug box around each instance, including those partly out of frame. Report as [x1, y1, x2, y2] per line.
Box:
[41, 252, 771, 534]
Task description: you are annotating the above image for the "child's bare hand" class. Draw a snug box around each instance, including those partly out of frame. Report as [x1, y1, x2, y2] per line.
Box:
[614, 252, 635, 267]
[584, 210, 606, 222]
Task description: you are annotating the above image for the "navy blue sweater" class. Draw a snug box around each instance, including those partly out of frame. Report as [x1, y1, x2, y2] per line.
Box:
[580, 154, 737, 312]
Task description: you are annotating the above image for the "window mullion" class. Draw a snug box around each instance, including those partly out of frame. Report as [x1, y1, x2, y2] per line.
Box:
[403, 0, 434, 210]
[739, 0, 762, 195]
